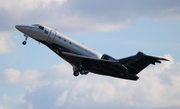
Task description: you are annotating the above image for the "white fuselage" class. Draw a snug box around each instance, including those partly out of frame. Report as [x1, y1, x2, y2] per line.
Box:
[15, 24, 102, 60]
[53, 31, 102, 58]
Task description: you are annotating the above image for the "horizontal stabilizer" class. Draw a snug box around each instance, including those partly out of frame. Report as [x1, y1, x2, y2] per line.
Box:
[118, 52, 169, 75]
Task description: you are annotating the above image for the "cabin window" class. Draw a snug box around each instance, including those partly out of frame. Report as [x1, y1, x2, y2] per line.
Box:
[64, 39, 66, 42]
[69, 42, 72, 44]
[44, 30, 48, 34]
[38, 25, 44, 30]
[58, 37, 61, 39]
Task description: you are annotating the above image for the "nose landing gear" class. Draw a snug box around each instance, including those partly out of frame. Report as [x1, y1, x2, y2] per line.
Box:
[22, 41, 27, 45]
[22, 35, 28, 45]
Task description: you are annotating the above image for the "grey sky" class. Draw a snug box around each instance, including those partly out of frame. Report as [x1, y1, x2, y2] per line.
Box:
[0, 0, 180, 32]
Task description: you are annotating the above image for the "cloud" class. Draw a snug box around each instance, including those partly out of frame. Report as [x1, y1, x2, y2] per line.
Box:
[0, 54, 180, 109]
[55, 90, 69, 107]
[0, 33, 15, 54]
[1, 0, 180, 32]
[0, 95, 11, 109]
[0, 69, 44, 86]
[0, 0, 66, 10]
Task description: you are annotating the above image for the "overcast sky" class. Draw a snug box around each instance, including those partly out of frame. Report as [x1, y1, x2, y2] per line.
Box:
[0, 0, 180, 109]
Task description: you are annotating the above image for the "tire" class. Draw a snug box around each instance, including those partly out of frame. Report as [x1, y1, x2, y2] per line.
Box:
[73, 71, 79, 76]
[22, 41, 26, 45]
[80, 70, 89, 75]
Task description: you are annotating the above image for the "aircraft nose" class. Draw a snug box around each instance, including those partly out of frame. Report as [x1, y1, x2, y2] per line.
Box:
[15, 25, 31, 34]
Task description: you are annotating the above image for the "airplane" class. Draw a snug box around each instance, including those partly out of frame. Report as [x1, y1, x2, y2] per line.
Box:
[15, 24, 169, 81]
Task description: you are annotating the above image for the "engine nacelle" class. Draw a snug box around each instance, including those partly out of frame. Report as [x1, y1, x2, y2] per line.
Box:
[101, 54, 117, 61]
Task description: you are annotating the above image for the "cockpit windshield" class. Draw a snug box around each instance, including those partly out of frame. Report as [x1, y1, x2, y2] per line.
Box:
[32, 24, 44, 30]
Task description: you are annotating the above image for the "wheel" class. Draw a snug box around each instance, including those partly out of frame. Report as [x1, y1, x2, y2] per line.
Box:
[73, 71, 79, 76]
[22, 41, 27, 45]
[84, 71, 89, 75]
[79, 70, 84, 75]
[79, 70, 88, 75]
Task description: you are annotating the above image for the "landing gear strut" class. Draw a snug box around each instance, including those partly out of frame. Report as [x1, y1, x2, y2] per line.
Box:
[22, 35, 28, 45]
[73, 66, 79, 77]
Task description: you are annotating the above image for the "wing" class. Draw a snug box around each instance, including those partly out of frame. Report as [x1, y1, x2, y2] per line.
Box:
[62, 52, 140, 80]
[118, 52, 169, 75]
[62, 52, 119, 65]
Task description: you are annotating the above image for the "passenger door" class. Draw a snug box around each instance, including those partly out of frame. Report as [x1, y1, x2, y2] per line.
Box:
[47, 30, 56, 43]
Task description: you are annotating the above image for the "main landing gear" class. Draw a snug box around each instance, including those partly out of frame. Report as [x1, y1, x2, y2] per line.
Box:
[73, 66, 88, 77]
[22, 35, 28, 45]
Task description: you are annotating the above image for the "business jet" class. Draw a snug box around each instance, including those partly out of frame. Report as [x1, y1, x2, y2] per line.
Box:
[15, 24, 168, 81]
